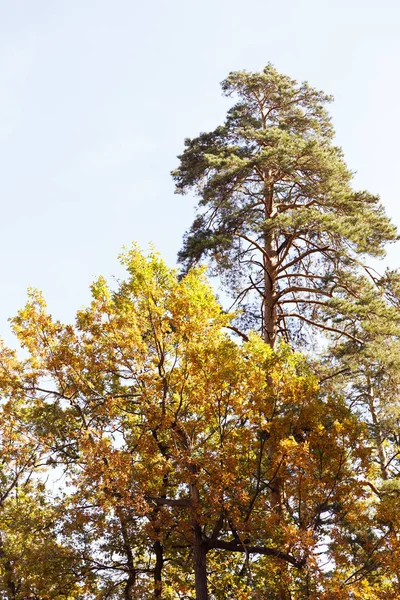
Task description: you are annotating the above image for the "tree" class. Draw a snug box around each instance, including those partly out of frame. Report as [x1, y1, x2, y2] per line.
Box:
[0, 345, 91, 600]
[9, 246, 400, 599]
[173, 64, 398, 349]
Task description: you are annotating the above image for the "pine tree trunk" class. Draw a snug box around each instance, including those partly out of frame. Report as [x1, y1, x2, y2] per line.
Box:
[367, 381, 388, 480]
[263, 255, 277, 348]
[262, 170, 286, 595]
[193, 525, 208, 600]
[262, 176, 277, 348]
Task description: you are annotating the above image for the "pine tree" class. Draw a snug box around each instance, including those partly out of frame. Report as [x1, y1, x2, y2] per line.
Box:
[173, 65, 398, 348]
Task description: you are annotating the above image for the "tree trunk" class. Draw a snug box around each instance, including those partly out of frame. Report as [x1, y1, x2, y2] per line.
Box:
[263, 253, 277, 348]
[267, 450, 288, 598]
[154, 541, 164, 598]
[193, 525, 208, 600]
[262, 176, 277, 348]
[117, 512, 136, 600]
[367, 381, 388, 480]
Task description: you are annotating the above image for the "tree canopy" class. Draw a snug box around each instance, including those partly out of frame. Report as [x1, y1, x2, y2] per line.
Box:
[0, 247, 396, 598]
[0, 65, 399, 600]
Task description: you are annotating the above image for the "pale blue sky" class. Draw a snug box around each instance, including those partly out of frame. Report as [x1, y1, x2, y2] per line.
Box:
[1, 0, 399, 344]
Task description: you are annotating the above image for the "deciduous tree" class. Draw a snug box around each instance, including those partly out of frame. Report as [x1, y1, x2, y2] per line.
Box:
[9, 247, 400, 598]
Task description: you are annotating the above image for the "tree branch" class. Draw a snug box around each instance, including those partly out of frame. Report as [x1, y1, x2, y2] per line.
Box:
[281, 313, 363, 344]
[212, 539, 305, 569]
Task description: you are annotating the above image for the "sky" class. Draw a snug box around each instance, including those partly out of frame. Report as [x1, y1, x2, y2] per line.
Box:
[0, 0, 399, 346]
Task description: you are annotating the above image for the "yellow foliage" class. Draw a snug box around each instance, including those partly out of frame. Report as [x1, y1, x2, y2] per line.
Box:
[0, 245, 397, 598]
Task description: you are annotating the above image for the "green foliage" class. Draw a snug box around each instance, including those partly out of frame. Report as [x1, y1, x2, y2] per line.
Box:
[173, 64, 398, 347]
